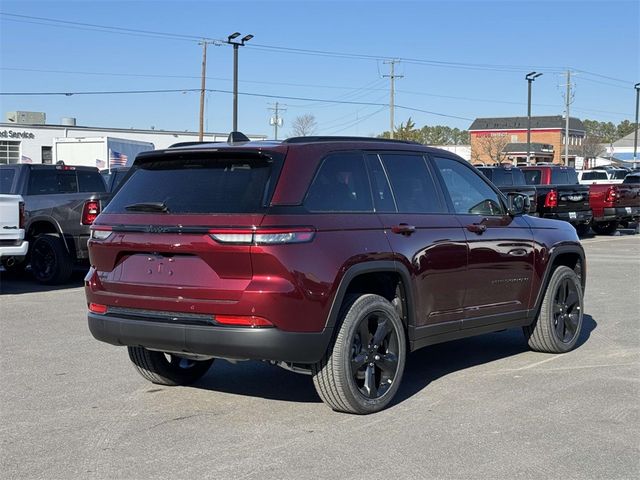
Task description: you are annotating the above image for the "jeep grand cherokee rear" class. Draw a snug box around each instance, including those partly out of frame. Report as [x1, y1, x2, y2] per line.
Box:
[86, 137, 586, 414]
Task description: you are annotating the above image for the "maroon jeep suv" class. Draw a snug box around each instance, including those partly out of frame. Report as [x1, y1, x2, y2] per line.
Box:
[85, 135, 586, 414]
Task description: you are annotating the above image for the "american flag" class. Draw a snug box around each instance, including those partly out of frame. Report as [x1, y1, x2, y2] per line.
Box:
[96, 158, 106, 169]
[20, 155, 33, 164]
[109, 150, 128, 168]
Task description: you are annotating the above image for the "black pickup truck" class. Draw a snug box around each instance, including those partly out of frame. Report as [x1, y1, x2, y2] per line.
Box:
[521, 165, 592, 235]
[0, 164, 110, 284]
[477, 166, 538, 214]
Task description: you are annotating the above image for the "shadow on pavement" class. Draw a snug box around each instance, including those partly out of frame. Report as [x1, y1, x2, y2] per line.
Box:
[191, 314, 597, 406]
[0, 268, 86, 295]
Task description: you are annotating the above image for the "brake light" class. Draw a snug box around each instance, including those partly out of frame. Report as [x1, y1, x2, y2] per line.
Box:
[18, 201, 25, 229]
[209, 227, 315, 245]
[544, 189, 558, 208]
[215, 315, 273, 328]
[82, 200, 100, 225]
[605, 186, 617, 203]
[89, 303, 108, 314]
[90, 225, 112, 240]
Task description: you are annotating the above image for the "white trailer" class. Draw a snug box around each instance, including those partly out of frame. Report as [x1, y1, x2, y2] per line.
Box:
[52, 137, 154, 170]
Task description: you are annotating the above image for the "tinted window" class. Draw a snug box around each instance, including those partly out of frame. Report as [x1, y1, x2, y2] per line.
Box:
[0, 168, 16, 194]
[551, 168, 578, 185]
[523, 169, 542, 185]
[581, 171, 608, 181]
[27, 170, 77, 195]
[112, 170, 129, 189]
[78, 170, 106, 193]
[477, 168, 493, 181]
[380, 154, 444, 213]
[366, 155, 395, 212]
[610, 170, 628, 180]
[623, 174, 640, 184]
[305, 153, 372, 212]
[434, 157, 505, 216]
[105, 156, 275, 214]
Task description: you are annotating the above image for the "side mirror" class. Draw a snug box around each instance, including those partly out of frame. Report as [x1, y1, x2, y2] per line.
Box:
[507, 193, 530, 215]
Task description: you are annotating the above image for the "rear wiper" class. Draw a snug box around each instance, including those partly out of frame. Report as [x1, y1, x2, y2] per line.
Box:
[124, 202, 170, 213]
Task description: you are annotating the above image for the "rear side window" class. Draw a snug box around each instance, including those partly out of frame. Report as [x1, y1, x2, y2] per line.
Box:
[0, 168, 16, 193]
[380, 153, 444, 213]
[27, 170, 77, 195]
[304, 153, 372, 212]
[105, 155, 276, 214]
[434, 156, 505, 216]
[77, 170, 106, 193]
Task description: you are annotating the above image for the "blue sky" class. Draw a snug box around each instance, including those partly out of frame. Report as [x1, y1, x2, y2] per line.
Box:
[0, 0, 638, 138]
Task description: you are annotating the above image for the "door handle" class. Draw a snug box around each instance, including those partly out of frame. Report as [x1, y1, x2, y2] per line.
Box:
[466, 223, 487, 235]
[391, 223, 416, 236]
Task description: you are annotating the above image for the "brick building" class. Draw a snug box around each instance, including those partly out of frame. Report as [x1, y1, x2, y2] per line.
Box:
[469, 115, 585, 166]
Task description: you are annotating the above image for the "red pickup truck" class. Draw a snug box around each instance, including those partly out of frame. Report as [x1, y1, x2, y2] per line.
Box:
[588, 178, 640, 234]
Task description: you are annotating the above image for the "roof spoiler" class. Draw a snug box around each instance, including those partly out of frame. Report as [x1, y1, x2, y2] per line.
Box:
[227, 131, 251, 144]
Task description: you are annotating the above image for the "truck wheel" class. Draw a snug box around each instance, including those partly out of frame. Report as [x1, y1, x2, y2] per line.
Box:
[127, 346, 214, 386]
[574, 223, 590, 236]
[524, 266, 583, 353]
[312, 294, 406, 414]
[591, 221, 618, 235]
[30, 234, 73, 284]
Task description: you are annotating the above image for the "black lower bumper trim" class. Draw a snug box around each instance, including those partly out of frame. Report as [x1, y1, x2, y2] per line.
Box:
[88, 313, 332, 364]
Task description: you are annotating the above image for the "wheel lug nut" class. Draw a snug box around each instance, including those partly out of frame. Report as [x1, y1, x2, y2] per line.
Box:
[374, 355, 380, 361]
[369, 362, 374, 367]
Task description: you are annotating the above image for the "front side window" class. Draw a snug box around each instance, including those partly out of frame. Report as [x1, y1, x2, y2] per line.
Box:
[433, 156, 505, 216]
[379, 153, 444, 213]
[304, 153, 372, 212]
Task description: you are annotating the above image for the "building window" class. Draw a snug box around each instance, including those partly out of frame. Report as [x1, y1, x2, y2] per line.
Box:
[0, 141, 20, 164]
[42, 146, 53, 164]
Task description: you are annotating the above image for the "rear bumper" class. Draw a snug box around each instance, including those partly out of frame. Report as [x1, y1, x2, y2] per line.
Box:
[594, 206, 640, 222]
[542, 210, 592, 225]
[88, 312, 333, 364]
[0, 240, 28, 258]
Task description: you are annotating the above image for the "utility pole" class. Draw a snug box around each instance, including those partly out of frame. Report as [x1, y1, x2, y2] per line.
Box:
[564, 70, 572, 166]
[383, 60, 402, 139]
[198, 40, 214, 142]
[634, 83, 640, 163]
[526, 72, 543, 165]
[268, 102, 286, 140]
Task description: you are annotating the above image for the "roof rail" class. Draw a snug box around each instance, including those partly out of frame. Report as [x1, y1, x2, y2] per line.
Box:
[282, 136, 421, 145]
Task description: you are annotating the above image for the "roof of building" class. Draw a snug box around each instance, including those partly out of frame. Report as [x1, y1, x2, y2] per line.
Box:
[469, 115, 585, 132]
[612, 128, 639, 147]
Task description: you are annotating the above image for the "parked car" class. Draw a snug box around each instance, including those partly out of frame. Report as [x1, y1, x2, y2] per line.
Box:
[607, 168, 630, 183]
[100, 167, 130, 192]
[623, 173, 640, 184]
[588, 180, 640, 234]
[0, 163, 110, 284]
[86, 135, 586, 414]
[477, 165, 537, 214]
[0, 193, 28, 262]
[521, 165, 592, 235]
[577, 170, 610, 185]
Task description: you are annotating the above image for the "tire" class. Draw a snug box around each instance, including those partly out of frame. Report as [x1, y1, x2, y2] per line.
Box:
[524, 266, 583, 353]
[574, 223, 590, 236]
[30, 234, 73, 284]
[312, 294, 407, 414]
[591, 221, 618, 235]
[127, 346, 214, 386]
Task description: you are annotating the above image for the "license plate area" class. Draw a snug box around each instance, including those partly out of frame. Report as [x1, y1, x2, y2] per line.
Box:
[569, 212, 577, 219]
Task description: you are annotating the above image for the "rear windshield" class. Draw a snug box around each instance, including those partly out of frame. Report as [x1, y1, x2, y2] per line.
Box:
[479, 168, 525, 186]
[523, 169, 542, 185]
[0, 167, 17, 193]
[623, 174, 640, 184]
[551, 168, 578, 185]
[581, 171, 608, 181]
[104, 155, 277, 214]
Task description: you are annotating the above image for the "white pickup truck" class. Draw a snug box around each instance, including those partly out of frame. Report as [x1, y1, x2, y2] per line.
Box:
[0, 194, 29, 263]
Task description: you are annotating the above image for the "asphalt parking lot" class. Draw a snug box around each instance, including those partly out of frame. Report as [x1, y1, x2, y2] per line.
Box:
[1, 234, 639, 479]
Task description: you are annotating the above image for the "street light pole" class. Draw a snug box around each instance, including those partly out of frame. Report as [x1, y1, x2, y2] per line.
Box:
[226, 32, 253, 132]
[525, 72, 542, 165]
[634, 83, 640, 163]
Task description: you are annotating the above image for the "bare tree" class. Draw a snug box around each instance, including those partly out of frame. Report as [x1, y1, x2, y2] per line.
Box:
[290, 114, 317, 137]
[472, 135, 509, 165]
[581, 135, 606, 160]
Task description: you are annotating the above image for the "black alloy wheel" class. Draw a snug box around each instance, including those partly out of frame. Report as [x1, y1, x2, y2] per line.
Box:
[350, 311, 400, 399]
[552, 277, 581, 344]
[30, 234, 73, 284]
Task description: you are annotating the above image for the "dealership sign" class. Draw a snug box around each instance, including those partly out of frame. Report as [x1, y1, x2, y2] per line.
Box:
[0, 130, 35, 139]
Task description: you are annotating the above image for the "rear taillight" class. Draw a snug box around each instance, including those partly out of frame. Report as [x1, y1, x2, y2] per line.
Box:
[209, 227, 315, 245]
[215, 315, 273, 328]
[82, 200, 100, 225]
[18, 201, 25, 229]
[90, 225, 112, 240]
[544, 189, 558, 208]
[89, 303, 108, 314]
[605, 186, 617, 203]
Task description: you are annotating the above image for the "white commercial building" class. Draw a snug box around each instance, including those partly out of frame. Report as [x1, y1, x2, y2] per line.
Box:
[0, 118, 267, 165]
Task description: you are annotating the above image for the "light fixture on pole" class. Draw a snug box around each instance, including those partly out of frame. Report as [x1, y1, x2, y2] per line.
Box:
[226, 32, 253, 132]
[525, 72, 543, 165]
